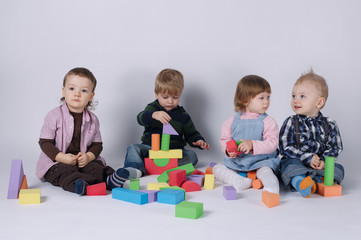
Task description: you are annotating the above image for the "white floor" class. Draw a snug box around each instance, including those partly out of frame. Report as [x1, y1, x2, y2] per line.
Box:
[1, 161, 360, 240]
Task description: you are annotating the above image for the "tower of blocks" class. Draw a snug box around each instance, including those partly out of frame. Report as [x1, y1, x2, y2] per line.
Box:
[317, 156, 342, 197]
[145, 123, 183, 175]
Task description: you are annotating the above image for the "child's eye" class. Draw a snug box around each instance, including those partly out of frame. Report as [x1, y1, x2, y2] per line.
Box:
[301, 95, 306, 98]
[69, 87, 74, 91]
[82, 89, 88, 93]
[292, 95, 296, 99]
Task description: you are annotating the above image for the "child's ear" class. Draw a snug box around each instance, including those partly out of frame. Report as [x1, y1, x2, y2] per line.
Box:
[317, 97, 325, 109]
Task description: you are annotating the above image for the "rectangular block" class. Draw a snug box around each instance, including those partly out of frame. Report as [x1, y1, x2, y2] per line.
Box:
[19, 189, 41, 204]
[138, 190, 159, 202]
[262, 191, 279, 208]
[203, 174, 215, 190]
[157, 163, 195, 183]
[317, 183, 342, 197]
[8, 159, 25, 199]
[87, 182, 106, 196]
[149, 149, 183, 159]
[157, 189, 185, 205]
[147, 182, 170, 190]
[129, 179, 140, 190]
[223, 186, 237, 200]
[175, 201, 203, 219]
[112, 188, 148, 205]
[169, 169, 186, 187]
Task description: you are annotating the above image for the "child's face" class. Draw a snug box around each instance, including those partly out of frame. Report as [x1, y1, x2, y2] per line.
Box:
[291, 80, 325, 117]
[245, 91, 271, 114]
[155, 91, 180, 111]
[62, 75, 95, 113]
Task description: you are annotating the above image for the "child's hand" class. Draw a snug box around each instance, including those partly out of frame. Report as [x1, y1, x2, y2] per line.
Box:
[193, 140, 210, 150]
[238, 139, 253, 154]
[55, 152, 79, 165]
[310, 154, 325, 170]
[77, 152, 95, 168]
[152, 111, 171, 124]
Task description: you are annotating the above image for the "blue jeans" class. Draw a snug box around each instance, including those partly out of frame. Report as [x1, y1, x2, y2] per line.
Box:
[124, 144, 199, 175]
[280, 158, 345, 190]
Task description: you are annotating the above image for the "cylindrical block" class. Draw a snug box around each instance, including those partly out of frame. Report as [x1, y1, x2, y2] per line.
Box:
[161, 134, 170, 151]
[151, 134, 160, 151]
[324, 156, 335, 186]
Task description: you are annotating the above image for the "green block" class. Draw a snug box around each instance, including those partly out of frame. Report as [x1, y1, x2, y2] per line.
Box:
[161, 134, 170, 151]
[324, 156, 335, 186]
[153, 158, 170, 167]
[129, 179, 140, 190]
[157, 163, 195, 183]
[175, 201, 203, 219]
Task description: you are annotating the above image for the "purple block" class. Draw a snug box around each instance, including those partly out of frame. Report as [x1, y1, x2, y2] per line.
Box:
[162, 123, 179, 135]
[138, 190, 159, 203]
[7, 159, 24, 199]
[223, 186, 237, 200]
[209, 162, 218, 168]
[186, 175, 205, 187]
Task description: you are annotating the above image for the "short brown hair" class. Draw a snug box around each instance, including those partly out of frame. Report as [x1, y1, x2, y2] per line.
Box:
[295, 69, 328, 104]
[234, 75, 271, 112]
[61, 67, 97, 110]
[155, 69, 184, 96]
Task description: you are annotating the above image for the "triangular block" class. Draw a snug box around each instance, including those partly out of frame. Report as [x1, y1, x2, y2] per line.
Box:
[20, 175, 28, 190]
[163, 123, 179, 135]
[7, 159, 25, 199]
[87, 182, 106, 196]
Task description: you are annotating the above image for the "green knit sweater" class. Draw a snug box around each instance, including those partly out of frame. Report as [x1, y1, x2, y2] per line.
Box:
[137, 100, 206, 149]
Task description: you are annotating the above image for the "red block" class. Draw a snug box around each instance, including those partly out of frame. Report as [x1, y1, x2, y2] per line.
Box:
[87, 182, 106, 196]
[226, 139, 242, 155]
[169, 169, 186, 187]
[191, 169, 205, 175]
[145, 158, 178, 175]
[181, 181, 202, 192]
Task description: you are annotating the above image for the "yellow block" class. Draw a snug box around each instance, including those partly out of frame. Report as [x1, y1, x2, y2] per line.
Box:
[19, 189, 41, 204]
[149, 150, 182, 159]
[147, 182, 170, 190]
[203, 174, 215, 190]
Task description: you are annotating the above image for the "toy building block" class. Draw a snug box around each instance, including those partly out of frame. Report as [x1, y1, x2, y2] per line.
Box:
[169, 169, 187, 187]
[138, 190, 159, 202]
[129, 179, 140, 190]
[317, 183, 342, 197]
[163, 123, 179, 135]
[238, 171, 248, 178]
[203, 174, 215, 190]
[147, 182, 170, 190]
[209, 162, 218, 168]
[112, 188, 148, 205]
[205, 167, 213, 174]
[19, 189, 41, 204]
[145, 158, 178, 175]
[8, 159, 25, 199]
[157, 189, 185, 205]
[226, 139, 242, 155]
[261, 191, 279, 208]
[175, 201, 203, 219]
[223, 186, 237, 200]
[324, 156, 335, 186]
[87, 182, 106, 196]
[187, 175, 205, 187]
[20, 175, 28, 190]
[157, 163, 195, 183]
[161, 134, 171, 151]
[149, 149, 183, 159]
[191, 169, 205, 175]
[151, 134, 160, 151]
[252, 179, 263, 189]
[181, 181, 201, 192]
[159, 186, 186, 198]
[247, 171, 257, 180]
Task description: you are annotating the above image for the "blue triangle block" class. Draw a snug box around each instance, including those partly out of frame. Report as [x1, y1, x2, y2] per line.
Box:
[163, 123, 178, 135]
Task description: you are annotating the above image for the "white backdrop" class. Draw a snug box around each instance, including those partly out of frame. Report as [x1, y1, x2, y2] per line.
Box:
[1, 0, 360, 179]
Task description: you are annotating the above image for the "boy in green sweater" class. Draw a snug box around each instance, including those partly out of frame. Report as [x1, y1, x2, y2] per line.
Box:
[124, 68, 210, 176]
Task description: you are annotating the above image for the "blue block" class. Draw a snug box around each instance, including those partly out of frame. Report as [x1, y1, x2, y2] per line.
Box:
[157, 189, 185, 205]
[238, 171, 247, 178]
[112, 188, 148, 205]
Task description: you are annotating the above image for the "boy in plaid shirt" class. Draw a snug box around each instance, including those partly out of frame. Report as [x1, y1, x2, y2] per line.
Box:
[279, 70, 344, 198]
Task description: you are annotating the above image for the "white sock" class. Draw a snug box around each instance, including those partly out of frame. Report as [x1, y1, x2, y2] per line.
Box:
[213, 164, 252, 192]
[125, 167, 142, 179]
[256, 167, 279, 194]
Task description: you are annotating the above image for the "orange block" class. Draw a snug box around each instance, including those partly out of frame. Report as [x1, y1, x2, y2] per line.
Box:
[247, 171, 257, 180]
[317, 183, 342, 197]
[20, 175, 28, 190]
[151, 134, 160, 151]
[262, 191, 279, 208]
[252, 178, 263, 189]
[205, 167, 213, 174]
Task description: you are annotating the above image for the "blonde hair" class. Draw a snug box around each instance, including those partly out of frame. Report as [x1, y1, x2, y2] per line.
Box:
[155, 69, 184, 96]
[234, 75, 271, 112]
[295, 69, 329, 106]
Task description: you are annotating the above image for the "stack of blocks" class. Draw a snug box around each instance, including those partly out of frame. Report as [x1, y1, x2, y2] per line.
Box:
[317, 156, 342, 197]
[145, 123, 182, 175]
[8, 159, 41, 204]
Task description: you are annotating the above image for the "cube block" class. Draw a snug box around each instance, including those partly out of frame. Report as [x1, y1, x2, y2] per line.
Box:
[223, 186, 237, 200]
[262, 191, 279, 208]
[175, 201, 203, 219]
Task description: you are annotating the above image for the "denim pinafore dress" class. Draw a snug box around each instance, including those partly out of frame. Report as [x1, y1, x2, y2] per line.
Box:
[223, 112, 280, 172]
